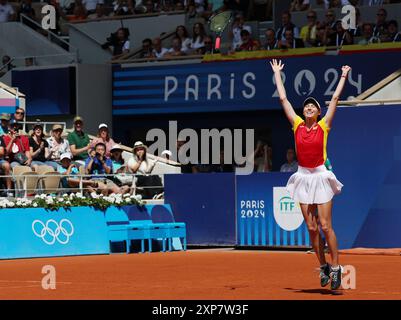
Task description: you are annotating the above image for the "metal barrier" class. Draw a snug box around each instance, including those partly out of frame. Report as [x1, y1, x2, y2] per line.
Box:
[0, 172, 164, 199]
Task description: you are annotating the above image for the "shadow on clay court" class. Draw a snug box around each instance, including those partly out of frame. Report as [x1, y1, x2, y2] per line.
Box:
[285, 288, 344, 296]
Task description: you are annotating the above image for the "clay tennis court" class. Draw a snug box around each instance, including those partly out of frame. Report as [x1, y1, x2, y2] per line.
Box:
[0, 249, 400, 300]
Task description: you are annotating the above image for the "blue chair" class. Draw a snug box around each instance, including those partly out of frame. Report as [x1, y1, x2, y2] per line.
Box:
[105, 208, 150, 254]
[150, 205, 187, 251]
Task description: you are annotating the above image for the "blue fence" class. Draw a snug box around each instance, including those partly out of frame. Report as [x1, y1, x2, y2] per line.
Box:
[113, 50, 401, 114]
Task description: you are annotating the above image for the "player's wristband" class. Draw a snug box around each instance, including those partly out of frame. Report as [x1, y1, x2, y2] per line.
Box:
[341, 75, 347, 78]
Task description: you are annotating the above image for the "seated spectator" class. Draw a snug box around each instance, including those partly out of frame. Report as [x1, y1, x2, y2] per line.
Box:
[166, 37, 186, 57]
[151, 37, 169, 59]
[112, 0, 132, 16]
[315, 26, 328, 46]
[289, 0, 310, 12]
[385, 20, 401, 42]
[47, 124, 71, 164]
[102, 27, 130, 59]
[175, 25, 192, 52]
[110, 144, 125, 173]
[194, 0, 206, 14]
[67, 116, 91, 166]
[128, 141, 162, 198]
[3, 120, 32, 169]
[85, 142, 125, 195]
[189, 23, 207, 52]
[57, 152, 98, 192]
[29, 123, 59, 171]
[175, 1, 185, 10]
[278, 29, 305, 49]
[13, 108, 25, 122]
[263, 28, 278, 50]
[88, 3, 106, 19]
[0, 113, 10, 135]
[327, 20, 353, 47]
[300, 10, 318, 47]
[83, 0, 103, 15]
[276, 10, 300, 41]
[252, 141, 272, 172]
[144, 0, 154, 13]
[318, 0, 358, 8]
[186, 2, 197, 20]
[198, 35, 215, 54]
[140, 38, 153, 58]
[280, 148, 298, 173]
[0, 134, 12, 196]
[90, 123, 115, 158]
[319, 8, 336, 40]
[0, 0, 16, 22]
[358, 23, 379, 44]
[231, 14, 252, 51]
[67, 3, 87, 21]
[238, 29, 260, 51]
[128, 141, 158, 174]
[25, 57, 35, 67]
[59, 0, 75, 14]
[373, 7, 388, 38]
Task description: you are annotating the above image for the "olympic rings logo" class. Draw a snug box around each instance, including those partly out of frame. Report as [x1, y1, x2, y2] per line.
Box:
[32, 219, 74, 245]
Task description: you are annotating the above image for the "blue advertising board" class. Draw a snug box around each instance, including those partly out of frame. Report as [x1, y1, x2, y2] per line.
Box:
[236, 173, 310, 247]
[113, 50, 401, 114]
[0, 207, 109, 259]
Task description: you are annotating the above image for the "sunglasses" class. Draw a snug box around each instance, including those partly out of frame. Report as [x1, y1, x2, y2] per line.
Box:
[15, 111, 24, 115]
[307, 16, 316, 19]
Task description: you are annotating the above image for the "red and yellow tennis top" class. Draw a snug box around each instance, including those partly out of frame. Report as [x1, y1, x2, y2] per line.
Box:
[293, 115, 330, 168]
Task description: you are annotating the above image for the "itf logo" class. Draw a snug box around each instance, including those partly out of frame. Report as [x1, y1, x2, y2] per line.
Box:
[273, 187, 304, 231]
[32, 219, 74, 245]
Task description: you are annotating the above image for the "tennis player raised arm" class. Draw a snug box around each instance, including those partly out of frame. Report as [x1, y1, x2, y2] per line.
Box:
[324, 65, 351, 128]
[269, 59, 297, 125]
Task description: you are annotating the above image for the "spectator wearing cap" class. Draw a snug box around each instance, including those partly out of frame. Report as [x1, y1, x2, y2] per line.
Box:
[110, 144, 125, 173]
[29, 123, 59, 171]
[0, 113, 11, 135]
[3, 119, 32, 169]
[57, 152, 99, 192]
[161, 150, 172, 160]
[85, 142, 125, 195]
[47, 124, 71, 163]
[238, 29, 260, 51]
[67, 116, 91, 166]
[0, 133, 12, 196]
[90, 123, 115, 158]
[128, 141, 158, 174]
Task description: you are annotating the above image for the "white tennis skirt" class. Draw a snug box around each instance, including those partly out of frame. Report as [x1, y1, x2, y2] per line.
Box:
[286, 165, 343, 204]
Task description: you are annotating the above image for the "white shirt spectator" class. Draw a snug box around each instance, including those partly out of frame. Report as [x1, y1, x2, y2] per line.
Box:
[195, 0, 205, 13]
[0, 2, 14, 23]
[83, 0, 104, 11]
[181, 37, 192, 51]
[322, 0, 350, 8]
[232, 25, 252, 50]
[152, 47, 169, 58]
[47, 137, 71, 161]
[280, 161, 298, 173]
[127, 157, 156, 174]
[58, 0, 75, 11]
[190, 36, 205, 50]
[121, 40, 130, 51]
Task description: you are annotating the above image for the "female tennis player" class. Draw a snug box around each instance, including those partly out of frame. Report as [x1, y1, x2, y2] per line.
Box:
[270, 59, 350, 290]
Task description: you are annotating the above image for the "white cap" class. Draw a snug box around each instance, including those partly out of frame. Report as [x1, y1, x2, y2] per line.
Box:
[98, 123, 108, 130]
[60, 152, 72, 161]
[161, 150, 172, 157]
[110, 144, 123, 152]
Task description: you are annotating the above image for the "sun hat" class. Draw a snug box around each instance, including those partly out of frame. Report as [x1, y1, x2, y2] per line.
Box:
[0, 113, 11, 121]
[132, 141, 147, 153]
[110, 144, 123, 152]
[52, 124, 63, 131]
[98, 123, 108, 130]
[161, 150, 172, 157]
[73, 116, 84, 123]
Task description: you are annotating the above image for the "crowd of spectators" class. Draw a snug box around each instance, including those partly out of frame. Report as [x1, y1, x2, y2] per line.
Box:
[0, 112, 165, 197]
